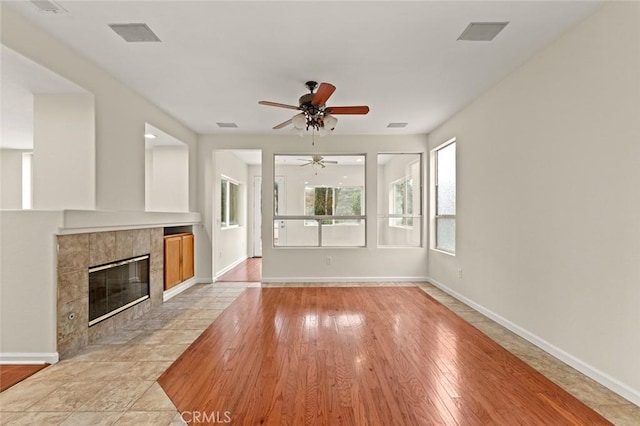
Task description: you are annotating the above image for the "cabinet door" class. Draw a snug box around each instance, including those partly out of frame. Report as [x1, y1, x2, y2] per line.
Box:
[164, 236, 182, 289]
[181, 234, 194, 280]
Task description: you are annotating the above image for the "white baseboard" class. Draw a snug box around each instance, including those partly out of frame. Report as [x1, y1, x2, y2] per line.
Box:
[0, 352, 58, 364]
[214, 256, 248, 280]
[426, 276, 640, 407]
[261, 276, 429, 283]
[163, 277, 199, 302]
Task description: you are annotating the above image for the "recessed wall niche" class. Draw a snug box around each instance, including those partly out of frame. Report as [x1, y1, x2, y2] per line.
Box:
[144, 123, 189, 213]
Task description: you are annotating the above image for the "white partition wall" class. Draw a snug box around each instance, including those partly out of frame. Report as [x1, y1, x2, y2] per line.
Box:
[33, 93, 95, 210]
[198, 134, 430, 282]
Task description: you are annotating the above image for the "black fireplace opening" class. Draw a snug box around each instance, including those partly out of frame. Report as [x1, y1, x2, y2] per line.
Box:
[88, 254, 150, 326]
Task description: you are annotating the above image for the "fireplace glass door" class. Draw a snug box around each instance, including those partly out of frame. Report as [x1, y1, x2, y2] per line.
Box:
[88, 255, 150, 326]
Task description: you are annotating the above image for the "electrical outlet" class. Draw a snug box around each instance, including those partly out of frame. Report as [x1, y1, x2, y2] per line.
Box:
[326, 256, 332, 266]
[458, 268, 463, 279]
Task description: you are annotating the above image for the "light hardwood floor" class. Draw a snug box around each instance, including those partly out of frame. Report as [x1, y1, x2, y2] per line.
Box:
[158, 286, 612, 425]
[0, 365, 49, 393]
[217, 258, 261, 283]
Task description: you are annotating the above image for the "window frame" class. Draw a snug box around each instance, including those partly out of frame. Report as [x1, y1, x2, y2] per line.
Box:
[221, 176, 240, 229]
[22, 152, 33, 210]
[377, 153, 423, 248]
[273, 153, 367, 248]
[388, 176, 414, 229]
[303, 185, 364, 227]
[431, 138, 456, 255]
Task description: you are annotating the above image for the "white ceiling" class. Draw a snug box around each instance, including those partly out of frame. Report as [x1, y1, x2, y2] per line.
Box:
[4, 1, 600, 137]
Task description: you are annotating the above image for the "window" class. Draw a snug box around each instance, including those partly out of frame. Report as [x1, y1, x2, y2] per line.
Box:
[22, 152, 33, 210]
[390, 178, 413, 228]
[221, 177, 240, 228]
[377, 154, 422, 247]
[433, 140, 456, 253]
[304, 186, 363, 225]
[273, 154, 366, 247]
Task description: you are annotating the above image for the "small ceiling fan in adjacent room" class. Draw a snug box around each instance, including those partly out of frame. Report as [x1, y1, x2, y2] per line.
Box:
[258, 81, 369, 136]
[298, 155, 338, 168]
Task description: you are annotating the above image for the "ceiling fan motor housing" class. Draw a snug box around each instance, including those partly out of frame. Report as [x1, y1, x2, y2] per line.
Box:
[299, 93, 315, 107]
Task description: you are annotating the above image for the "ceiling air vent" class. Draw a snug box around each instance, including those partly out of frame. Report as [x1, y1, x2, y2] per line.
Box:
[458, 22, 509, 41]
[387, 122, 408, 128]
[217, 122, 238, 128]
[108, 23, 161, 43]
[29, 0, 67, 14]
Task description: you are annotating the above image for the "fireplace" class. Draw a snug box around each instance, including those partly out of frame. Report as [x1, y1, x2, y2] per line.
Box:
[88, 254, 150, 326]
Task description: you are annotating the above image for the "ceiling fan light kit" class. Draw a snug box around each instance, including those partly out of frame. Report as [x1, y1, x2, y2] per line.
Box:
[258, 81, 369, 138]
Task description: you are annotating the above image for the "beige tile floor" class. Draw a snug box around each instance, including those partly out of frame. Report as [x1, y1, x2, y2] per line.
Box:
[1, 282, 638, 425]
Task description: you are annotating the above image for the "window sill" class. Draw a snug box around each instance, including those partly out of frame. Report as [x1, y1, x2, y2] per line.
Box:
[431, 248, 455, 257]
[388, 224, 414, 230]
[221, 225, 240, 230]
[273, 245, 367, 249]
[303, 223, 363, 227]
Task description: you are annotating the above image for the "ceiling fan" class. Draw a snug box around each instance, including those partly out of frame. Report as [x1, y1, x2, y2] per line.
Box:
[298, 155, 338, 168]
[258, 81, 369, 134]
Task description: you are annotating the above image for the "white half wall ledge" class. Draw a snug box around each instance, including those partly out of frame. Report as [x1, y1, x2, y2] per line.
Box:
[261, 276, 430, 283]
[426, 277, 640, 407]
[59, 209, 201, 234]
[0, 352, 59, 365]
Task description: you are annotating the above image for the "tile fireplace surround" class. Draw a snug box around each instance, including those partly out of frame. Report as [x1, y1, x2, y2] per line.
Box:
[57, 228, 164, 359]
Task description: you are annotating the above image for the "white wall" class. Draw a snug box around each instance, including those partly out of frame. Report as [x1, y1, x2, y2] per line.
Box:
[145, 146, 189, 212]
[198, 134, 429, 281]
[33, 93, 95, 210]
[0, 149, 24, 209]
[428, 2, 640, 403]
[0, 211, 63, 362]
[213, 151, 249, 277]
[1, 5, 198, 212]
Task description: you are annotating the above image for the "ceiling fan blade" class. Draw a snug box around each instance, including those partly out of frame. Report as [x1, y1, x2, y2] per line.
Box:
[325, 106, 370, 115]
[323, 161, 339, 164]
[259, 101, 301, 110]
[273, 118, 293, 130]
[312, 83, 336, 106]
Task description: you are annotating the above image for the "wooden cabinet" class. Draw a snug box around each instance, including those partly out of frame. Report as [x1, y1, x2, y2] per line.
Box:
[164, 233, 194, 290]
[181, 233, 194, 280]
